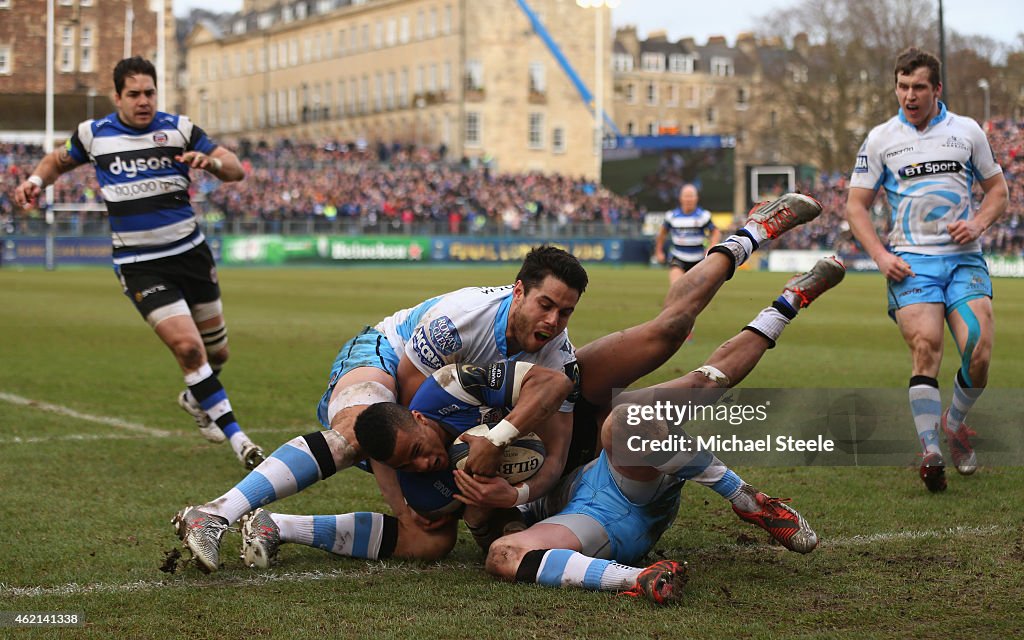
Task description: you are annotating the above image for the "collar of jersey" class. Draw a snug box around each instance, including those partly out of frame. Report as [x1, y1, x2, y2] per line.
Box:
[897, 101, 947, 129]
[493, 292, 517, 358]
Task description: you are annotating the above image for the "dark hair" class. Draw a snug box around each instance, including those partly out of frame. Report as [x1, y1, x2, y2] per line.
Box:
[894, 47, 941, 88]
[353, 402, 415, 462]
[515, 245, 589, 295]
[113, 56, 157, 95]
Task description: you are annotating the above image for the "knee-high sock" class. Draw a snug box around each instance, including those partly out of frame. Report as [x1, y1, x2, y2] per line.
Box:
[909, 376, 942, 455]
[271, 512, 398, 559]
[946, 369, 984, 433]
[515, 549, 642, 592]
[202, 431, 346, 524]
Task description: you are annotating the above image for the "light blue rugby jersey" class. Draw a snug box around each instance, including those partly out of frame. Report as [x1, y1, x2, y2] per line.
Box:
[66, 111, 218, 264]
[375, 285, 579, 412]
[849, 102, 1002, 255]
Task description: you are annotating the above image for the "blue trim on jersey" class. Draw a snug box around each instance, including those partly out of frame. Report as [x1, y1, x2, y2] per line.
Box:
[111, 226, 202, 258]
[272, 444, 321, 492]
[582, 558, 610, 590]
[237, 471, 276, 511]
[395, 296, 443, 341]
[352, 512, 373, 558]
[109, 206, 195, 232]
[898, 101, 947, 128]
[311, 515, 337, 551]
[493, 293, 513, 357]
[537, 549, 574, 587]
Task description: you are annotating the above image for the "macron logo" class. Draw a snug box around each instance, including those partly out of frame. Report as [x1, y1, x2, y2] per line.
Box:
[109, 155, 174, 179]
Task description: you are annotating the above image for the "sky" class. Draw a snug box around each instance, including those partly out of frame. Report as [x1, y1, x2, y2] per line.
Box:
[172, 0, 1023, 47]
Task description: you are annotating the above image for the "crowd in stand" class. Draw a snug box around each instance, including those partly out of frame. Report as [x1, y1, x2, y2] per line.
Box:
[2, 119, 1022, 256]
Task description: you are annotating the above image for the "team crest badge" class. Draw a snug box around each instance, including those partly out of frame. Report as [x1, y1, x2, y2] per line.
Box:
[153, 132, 168, 145]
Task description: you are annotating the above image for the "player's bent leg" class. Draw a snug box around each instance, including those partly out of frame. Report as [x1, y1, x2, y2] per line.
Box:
[193, 303, 229, 372]
[895, 304, 947, 490]
[485, 523, 584, 581]
[943, 296, 993, 475]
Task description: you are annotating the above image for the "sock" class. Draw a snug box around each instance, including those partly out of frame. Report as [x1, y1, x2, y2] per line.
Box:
[909, 376, 942, 455]
[742, 217, 773, 244]
[272, 512, 398, 559]
[947, 369, 984, 433]
[708, 229, 758, 279]
[203, 431, 340, 524]
[652, 447, 733, 490]
[723, 481, 760, 513]
[185, 363, 244, 446]
[514, 549, 642, 592]
[743, 303, 793, 348]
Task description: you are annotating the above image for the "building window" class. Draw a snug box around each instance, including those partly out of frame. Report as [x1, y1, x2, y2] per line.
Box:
[374, 73, 383, 111]
[666, 84, 678, 106]
[647, 120, 658, 136]
[0, 46, 11, 74]
[60, 26, 75, 73]
[552, 126, 565, 153]
[465, 111, 481, 146]
[626, 121, 634, 135]
[295, 3, 307, 20]
[686, 85, 698, 107]
[0, 0, 11, 7]
[625, 83, 636, 103]
[258, 13, 273, 29]
[387, 71, 396, 109]
[465, 60, 483, 91]
[81, 0, 93, 6]
[528, 112, 544, 149]
[736, 86, 749, 108]
[386, 19, 396, 46]
[289, 39, 298, 66]
[669, 54, 693, 74]
[400, 68, 409, 106]
[416, 10, 424, 39]
[710, 56, 733, 77]
[79, 25, 93, 72]
[529, 62, 545, 95]
[646, 82, 657, 105]
[428, 8, 437, 37]
[427, 64, 437, 92]
[641, 53, 663, 72]
[612, 53, 632, 72]
[400, 16, 410, 43]
[442, 62, 451, 92]
[705, 106, 716, 123]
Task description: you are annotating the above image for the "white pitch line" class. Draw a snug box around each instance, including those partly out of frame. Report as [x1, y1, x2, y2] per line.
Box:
[688, 524, 1008, 557]
[0, 391, 172, 437]
[0, 433, 157, 445]
[1, 526, 1013, 598]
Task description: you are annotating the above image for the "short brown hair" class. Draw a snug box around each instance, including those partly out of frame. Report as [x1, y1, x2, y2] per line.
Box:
[894, 47, 941, 88]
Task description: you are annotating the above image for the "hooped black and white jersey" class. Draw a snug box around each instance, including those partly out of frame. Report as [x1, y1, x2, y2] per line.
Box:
[66, 111, 218, 264]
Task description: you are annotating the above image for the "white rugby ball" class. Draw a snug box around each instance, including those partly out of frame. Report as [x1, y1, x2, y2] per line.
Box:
[448, 424, 546, 484]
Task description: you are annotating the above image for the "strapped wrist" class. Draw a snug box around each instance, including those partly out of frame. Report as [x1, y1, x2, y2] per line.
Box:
[27, 175, 44, 189]
[514, 483, 530, 506]
[484, 419, 520, 448]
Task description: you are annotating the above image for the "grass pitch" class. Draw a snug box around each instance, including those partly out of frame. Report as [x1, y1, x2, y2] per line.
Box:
[1, 264, 1022, 638]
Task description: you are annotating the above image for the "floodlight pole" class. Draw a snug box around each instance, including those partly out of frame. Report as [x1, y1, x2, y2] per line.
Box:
[45, 0, 55, 271]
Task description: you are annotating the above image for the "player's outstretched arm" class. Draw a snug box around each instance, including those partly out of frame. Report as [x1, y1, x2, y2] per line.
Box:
[13, 147, 82, 208]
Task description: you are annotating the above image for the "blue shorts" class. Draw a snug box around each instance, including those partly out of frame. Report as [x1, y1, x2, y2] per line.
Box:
[553, 452, 680, 566]
[887, 252, 991, 319]
[316, 327, 400, 428]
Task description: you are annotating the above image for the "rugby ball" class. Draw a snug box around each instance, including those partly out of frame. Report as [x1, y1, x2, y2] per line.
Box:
[448, 424, 546, 484]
